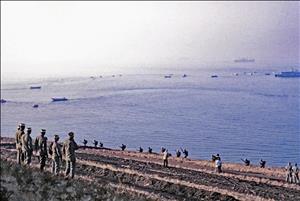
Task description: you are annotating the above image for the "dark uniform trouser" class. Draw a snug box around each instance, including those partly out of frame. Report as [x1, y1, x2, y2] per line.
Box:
[65, 160, 76, 178]
[216, 166, 222, 173]
[163, 159, 168, 167]
[286, 172, 292, 183]
[39, 155, 47, 171]
[23, 151, 32, 165]
[52, 158, 60, 175]
[17, 148, 22, 164]
[293, 173, 299, 183]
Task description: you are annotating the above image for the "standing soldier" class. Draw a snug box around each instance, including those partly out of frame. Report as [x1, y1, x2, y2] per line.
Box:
[286, 162, 293, 183]
[49, 135, 62, 176]
[15, 123, 25, 164]
[163, 149, 169, 167]
[176, 149, 181, 157]
[292, 163, 299, 184]
[138, 146, 143, 153]
[21, 127, 33, 165]
[148, 147, 153, 154]
[215, 157, 222, 173]
[63, 132, 78, 179]
[34, 129, 48, 171]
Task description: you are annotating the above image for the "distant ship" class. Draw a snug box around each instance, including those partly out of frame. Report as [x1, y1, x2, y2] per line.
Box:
[275, 70, 300, 78]
[30, 86, 41, 89]
[52, 97, 68, 102]
[234, 58, 255, 63]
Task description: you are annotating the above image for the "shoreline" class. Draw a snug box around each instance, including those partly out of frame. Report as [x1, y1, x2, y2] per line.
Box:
[1, 136, 300, 201]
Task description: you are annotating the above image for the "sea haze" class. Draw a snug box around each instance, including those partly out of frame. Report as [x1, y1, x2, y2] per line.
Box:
[1, 67, 299, 167]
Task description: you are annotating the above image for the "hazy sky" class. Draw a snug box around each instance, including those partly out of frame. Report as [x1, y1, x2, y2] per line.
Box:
[1, 1, 299, 79]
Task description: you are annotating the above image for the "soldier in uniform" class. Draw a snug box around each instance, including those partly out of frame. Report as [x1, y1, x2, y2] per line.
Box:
[148, 147, 152, 153]
[176, 149, 181, 157]
[93, 140, 98, 147]
[99, 142, 103, 148]
[120, 144, 126, 151]
[292, 163, 299, 184]
[215, 157, 222, 173]
[181, 148, 189, 158]
[83, 139, 88, 147]
[15, 123, 25, 164]
[49, 135, 62, 175]
[163, 149, 169, 167]
[241, 158, 250, 166]
[138, 146, 143, 153]
[21, 127, 33, 165]
[63, 132, 78, 179]
[34, 129, 48, 171]
[286, 162, 293, 183]
[259, 159, 266, 168]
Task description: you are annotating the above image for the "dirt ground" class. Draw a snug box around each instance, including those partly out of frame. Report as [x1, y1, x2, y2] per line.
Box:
[1, 137, 299, 201]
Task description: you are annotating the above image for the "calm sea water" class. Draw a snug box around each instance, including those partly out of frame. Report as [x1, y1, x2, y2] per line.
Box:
[1, 67, 300, 167]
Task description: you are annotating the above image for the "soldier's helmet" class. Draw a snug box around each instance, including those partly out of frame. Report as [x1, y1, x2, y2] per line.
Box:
[68, 132, 74, 137]
[54, 135, 59, 140]
[41, 129, 46, 134]
[27, 127, 32, 133]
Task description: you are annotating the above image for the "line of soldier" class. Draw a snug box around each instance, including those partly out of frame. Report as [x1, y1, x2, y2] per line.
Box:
[15, 123, 78, 179]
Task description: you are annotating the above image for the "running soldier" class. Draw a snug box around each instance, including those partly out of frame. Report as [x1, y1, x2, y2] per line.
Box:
[63, 132, 78, 179]
[21, 127, 33, 165]
[34, 129, 48, 171]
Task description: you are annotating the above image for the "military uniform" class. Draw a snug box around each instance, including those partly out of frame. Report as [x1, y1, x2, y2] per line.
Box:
[63, 132, 78, 178]
[21, 128, 33, 165]
[15, 123, 25, 164]
[286, 163, 293, 183]
[49, 135, 62, 175]
[163, 150, 169, 167]
[292, 164, 299, 184]
[34, 129, 48, 171]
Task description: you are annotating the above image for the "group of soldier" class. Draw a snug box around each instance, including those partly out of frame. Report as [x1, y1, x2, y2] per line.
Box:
[286, 162, 299, 184]
[15, 123, 78, 179]
[14, 123, 299, 184]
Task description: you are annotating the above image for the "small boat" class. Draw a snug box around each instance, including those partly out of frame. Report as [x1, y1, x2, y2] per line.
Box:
[1, 99, 7, 103]
[211, 75, 218, 78]
[164, 75, 172, 78]
[30, 86, 41, 89]
[182, 74, 187, 78]
[265, 73, 271, 76]
[51, 97, 68, 102]
[234, 58, 255, 63]
[32, 104, 39, 108]
[275, 70, 300, 78]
